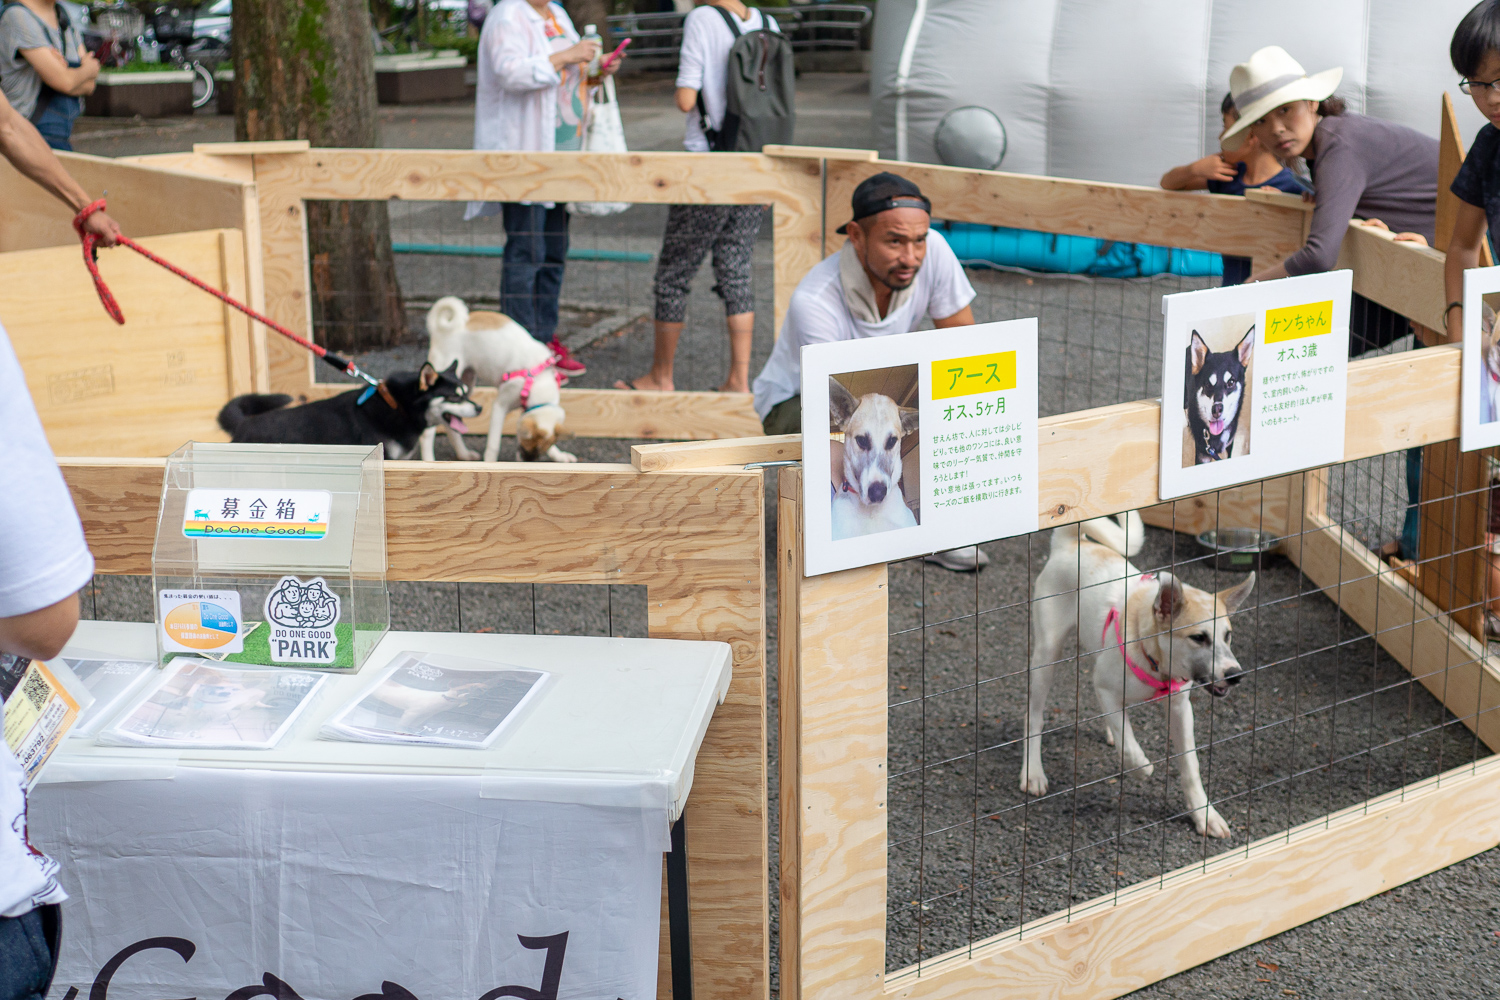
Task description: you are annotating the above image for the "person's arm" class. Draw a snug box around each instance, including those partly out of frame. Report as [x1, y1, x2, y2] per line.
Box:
[1160, 154, 1237, 192]
[0, 90, 119, 243]
[489, 7, 563, 91]
[934, 305, 975, 328]
[20, 40, 100, 97]
[1249, 134, 1367, 282]
[675, 9, 706, 114]
[0, 592, 78, 661]
[1445, 201, 1488, 343]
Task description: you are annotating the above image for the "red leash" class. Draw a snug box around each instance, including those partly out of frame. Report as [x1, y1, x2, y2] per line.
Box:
[73, 198, 380, 388]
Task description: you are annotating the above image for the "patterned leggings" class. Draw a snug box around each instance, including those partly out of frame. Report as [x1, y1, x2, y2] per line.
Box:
[653, 204, 764, 323]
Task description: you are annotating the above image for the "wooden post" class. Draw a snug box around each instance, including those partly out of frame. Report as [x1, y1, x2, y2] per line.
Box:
[1417, 94, 1495, 640]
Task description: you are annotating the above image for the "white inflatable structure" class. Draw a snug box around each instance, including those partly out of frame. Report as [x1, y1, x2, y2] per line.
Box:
[872, 0, 1490, 187]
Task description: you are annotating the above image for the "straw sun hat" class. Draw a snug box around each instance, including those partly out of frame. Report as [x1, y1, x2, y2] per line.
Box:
[1219, 46, 1343, 151]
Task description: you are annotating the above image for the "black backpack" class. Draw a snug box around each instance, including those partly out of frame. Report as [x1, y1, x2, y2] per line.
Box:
[695, 5, 796, 152]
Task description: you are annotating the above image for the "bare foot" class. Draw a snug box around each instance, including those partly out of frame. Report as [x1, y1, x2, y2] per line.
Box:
[717, 379, 750, 393]
[614, 375, 672, 391]
[1378, 540, 1400, 560]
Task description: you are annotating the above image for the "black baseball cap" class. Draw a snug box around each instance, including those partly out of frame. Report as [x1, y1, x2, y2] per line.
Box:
[835, 172, 933, 234]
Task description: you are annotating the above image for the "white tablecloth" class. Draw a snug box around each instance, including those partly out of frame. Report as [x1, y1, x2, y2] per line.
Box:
[30, 623, 732, 1000]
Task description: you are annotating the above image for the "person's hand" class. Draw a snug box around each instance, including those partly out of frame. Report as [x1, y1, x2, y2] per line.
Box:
[78, 44, 100, 80]
[1186, 153, 1237, 183]
[554, 37, 600, 68]
[1393, 232, 1429, 247]
[81, 209, 122, 247]
[601, 48, 624, 76]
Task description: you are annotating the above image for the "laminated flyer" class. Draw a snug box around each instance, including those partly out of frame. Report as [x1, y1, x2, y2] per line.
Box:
[59, 652, 158, 737]
[1459, 264, 1500, 452]
[99, 659, 326, 750]
[320, 651, 549, 749]
[2, 653, 91, 787]
[800, 319, 1039, 576]
[1158, 270, 1352, 500]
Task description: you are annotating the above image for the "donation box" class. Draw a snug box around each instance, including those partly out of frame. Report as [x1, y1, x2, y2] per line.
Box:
[152, 442, 389, 670]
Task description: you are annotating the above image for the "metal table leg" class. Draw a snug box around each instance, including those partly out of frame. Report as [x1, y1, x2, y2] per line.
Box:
[667, 815, 693, 1000]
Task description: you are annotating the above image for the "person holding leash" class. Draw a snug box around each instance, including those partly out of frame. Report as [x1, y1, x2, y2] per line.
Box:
[615, 0, 781, 394]
[0, 0, 100, 151]
[752, 172, 988, 572]
[1223, 45, 1438, 569]
[470, 0, 620, 376]
[0, 86, 118, 1000]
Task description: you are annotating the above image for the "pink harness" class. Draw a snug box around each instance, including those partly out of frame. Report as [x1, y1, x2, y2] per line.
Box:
[498, 356, 561, 410]
[1102, 575, 1186, 701]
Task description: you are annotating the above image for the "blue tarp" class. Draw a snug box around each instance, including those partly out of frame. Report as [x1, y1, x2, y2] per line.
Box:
[935, 221, 1223, 279]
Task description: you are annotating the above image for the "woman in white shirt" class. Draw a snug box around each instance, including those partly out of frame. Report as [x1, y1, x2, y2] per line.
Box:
[614, 0, 777, 394]
[472, 0, 606, 369]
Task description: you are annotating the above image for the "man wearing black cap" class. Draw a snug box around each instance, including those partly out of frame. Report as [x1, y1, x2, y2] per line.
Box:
[752, 171, 984, 570]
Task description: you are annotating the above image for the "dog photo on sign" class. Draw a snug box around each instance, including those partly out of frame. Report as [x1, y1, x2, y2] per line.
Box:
[1479, 292, 1500, 425]
[828, 366, 921, 540]
[1180, 313, 1255, 468]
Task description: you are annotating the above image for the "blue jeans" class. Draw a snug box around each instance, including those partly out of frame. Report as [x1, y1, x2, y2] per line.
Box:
[1401, 446, 1421, 562]
[32, 92, 80, 152]
[0, 905, 60, 1000]
[501, 202, 569, 344]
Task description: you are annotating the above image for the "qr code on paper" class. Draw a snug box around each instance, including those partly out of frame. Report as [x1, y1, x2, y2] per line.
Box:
[22, 669, 48, 710]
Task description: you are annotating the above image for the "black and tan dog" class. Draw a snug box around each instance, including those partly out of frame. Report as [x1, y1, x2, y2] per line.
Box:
[1184, 326, 1254, 463]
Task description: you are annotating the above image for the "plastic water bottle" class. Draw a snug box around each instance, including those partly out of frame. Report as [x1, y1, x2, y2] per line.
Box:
[583, 24, 602, 84]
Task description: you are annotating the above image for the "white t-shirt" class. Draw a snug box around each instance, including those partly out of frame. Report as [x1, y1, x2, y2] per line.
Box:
[0, 321, 93, 917]
[752, 228, 977, 418]
[676, 4, 775, 152]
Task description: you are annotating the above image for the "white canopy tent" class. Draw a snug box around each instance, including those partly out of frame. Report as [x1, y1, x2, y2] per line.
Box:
[872, 0, 1490, 186]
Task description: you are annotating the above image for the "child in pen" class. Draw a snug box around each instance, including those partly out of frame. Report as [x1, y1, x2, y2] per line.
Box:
[1160, 93, 1307, 285]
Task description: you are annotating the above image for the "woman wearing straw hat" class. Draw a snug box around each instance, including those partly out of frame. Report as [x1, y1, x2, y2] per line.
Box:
[1224, 45, 1439, 567]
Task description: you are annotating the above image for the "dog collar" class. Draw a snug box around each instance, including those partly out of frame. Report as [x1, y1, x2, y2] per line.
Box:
[1103, 575, 1185, 702]
[357, 381, 398, 408]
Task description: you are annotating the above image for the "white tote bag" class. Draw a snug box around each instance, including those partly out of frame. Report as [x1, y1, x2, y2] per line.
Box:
[569, 75, 631, 217]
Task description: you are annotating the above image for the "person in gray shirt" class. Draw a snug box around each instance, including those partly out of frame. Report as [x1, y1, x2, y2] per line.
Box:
[0, 0, 99, 150]
[1222, 45, 1439, 568]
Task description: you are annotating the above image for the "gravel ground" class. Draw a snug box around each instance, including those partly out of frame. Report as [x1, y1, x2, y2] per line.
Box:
[67, 73, 1500, 999]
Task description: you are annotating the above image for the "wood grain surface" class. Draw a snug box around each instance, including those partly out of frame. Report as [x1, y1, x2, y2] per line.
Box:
[634, 434, 800, 471]
[12, 230, 249, 456]
[61, 457, 771, 1000]
[779, 468, 890, 1000]
[823, 159, 1308, 263]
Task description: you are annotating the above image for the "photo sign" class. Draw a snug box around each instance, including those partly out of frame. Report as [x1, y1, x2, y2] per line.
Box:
[1158, 270, 1351, 500]
[800, 319, 1038, 576]
[1460, 264, 1500, 452]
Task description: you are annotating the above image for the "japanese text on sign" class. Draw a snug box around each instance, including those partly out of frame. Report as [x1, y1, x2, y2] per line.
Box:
[931, 350, 1018, 400]
[1264, 300, 1334, 343]
[183, 489, 332, 540]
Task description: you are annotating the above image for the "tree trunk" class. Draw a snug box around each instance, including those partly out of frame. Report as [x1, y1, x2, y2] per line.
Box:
[233, 0, 409, 354]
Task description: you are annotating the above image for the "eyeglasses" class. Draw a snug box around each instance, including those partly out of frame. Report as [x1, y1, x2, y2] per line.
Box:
[1460, 78, 1500, 95]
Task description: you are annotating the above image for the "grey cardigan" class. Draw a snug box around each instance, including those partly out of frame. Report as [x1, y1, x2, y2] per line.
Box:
[1285, 113, 1439, 276]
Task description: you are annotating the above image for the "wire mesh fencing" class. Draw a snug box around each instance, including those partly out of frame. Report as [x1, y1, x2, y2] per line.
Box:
[882, 455, 1494, 975]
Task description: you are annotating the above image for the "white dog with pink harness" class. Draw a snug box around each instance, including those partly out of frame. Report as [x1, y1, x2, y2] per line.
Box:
[420, 297, 576, 463]
[1021, 511, 1255, 838]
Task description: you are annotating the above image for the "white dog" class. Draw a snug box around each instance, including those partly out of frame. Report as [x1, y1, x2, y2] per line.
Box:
[829, 376, 919, 539]
[1020, 512, 1255, 838]
[419, 297, 576, 463]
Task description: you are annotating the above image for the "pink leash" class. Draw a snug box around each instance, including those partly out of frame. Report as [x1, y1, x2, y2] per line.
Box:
[1102, 575, 1186, 701]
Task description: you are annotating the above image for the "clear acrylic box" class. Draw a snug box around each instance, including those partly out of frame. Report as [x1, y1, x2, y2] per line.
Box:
[152, 442, 389, 670]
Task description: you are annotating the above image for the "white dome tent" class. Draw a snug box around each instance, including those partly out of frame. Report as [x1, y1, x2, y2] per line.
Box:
[872, 0, 1491, 186]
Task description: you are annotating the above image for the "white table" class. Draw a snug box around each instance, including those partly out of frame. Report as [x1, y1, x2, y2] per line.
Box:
[30, 621, 731, 1000]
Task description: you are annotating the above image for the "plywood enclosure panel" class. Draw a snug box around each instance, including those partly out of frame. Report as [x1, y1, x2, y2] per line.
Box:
[779, 468, 890, 1000]
[293, 383, 764, 441]
[822, 159, 1308, 262]
[62, 457, 771, 1000]
[1139, 476, 1294, 542]
[1334, 222, 1447, 331]
[0, 152, 251, 252]
[8, 230, 248, 457]
[235, 149, 825, 395]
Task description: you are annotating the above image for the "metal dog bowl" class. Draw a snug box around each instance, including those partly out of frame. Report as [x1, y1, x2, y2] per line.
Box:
[1196, 528, 1277, 572]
